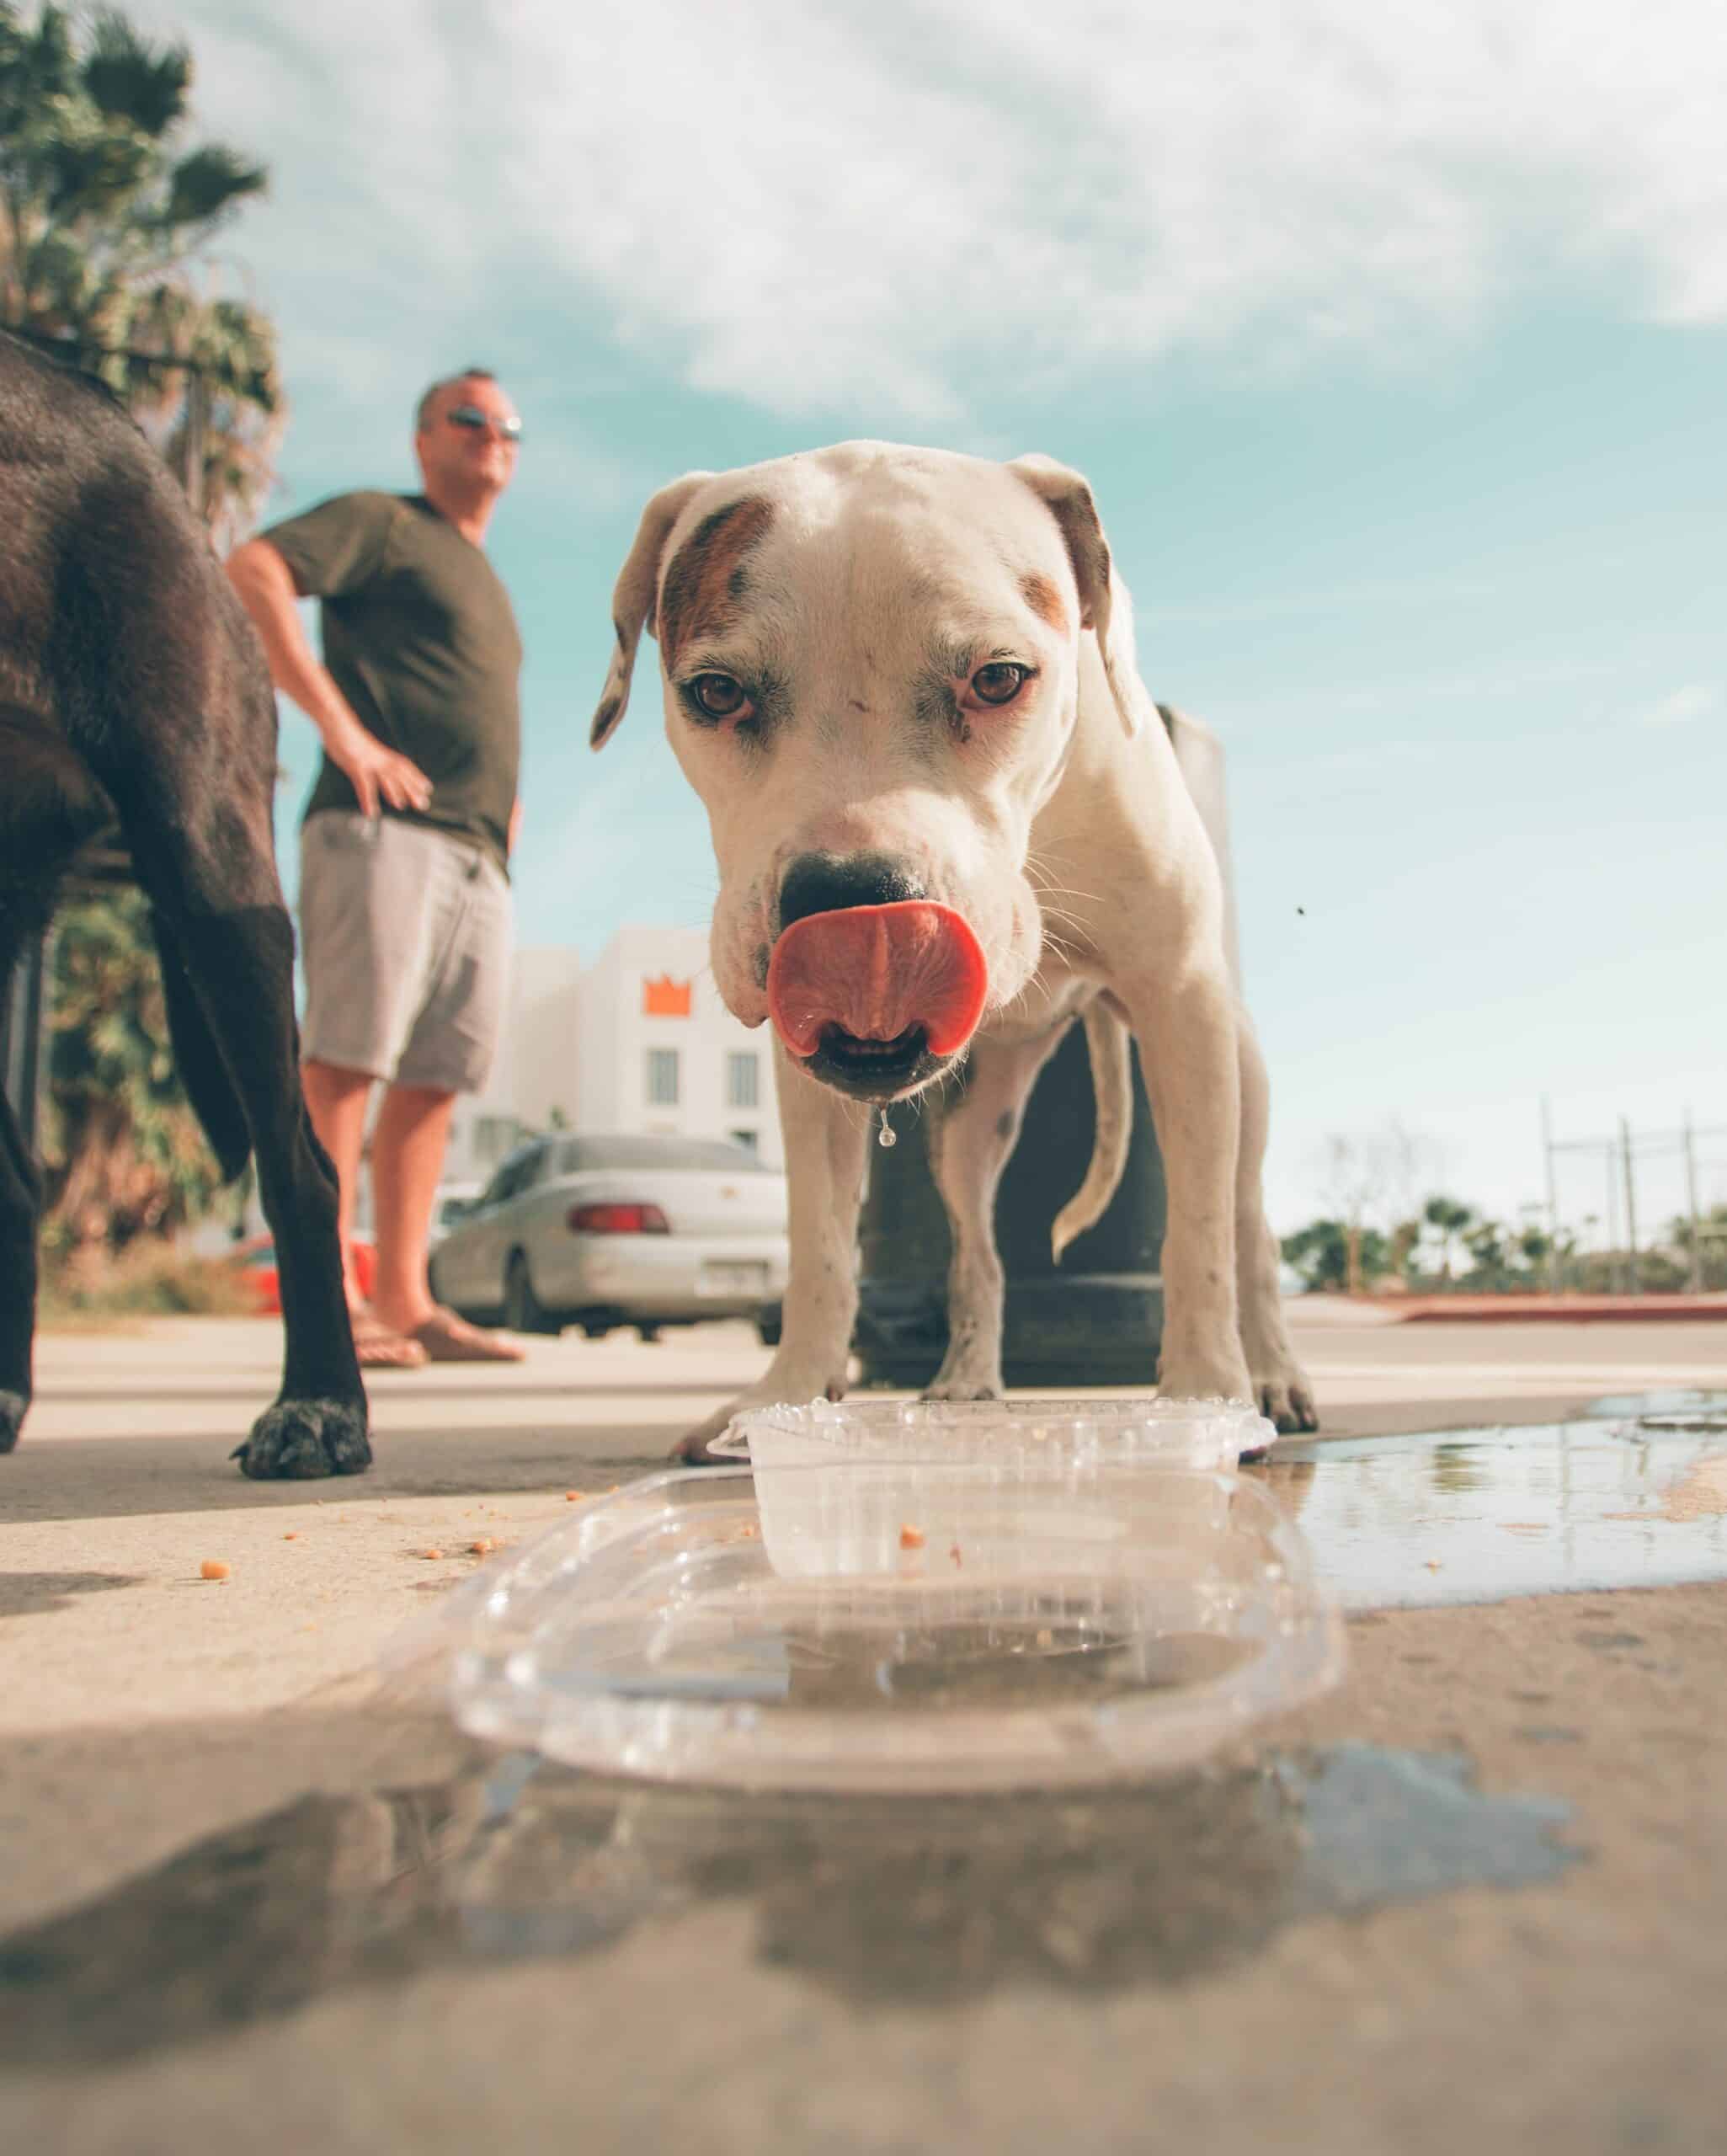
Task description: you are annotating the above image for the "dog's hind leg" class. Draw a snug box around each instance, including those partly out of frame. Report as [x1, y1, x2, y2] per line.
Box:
[0, 718, 113, 1454]
[89, 695, 368, 1476]
[152, 913, 253, 1183]
[1161, 706, 1315, 1432]
[1235, 1010, 1318, 1434]
[923, 1023, 1070, 1401]
[141, 859, 368, 1478]
[0, 953, 41, 1454]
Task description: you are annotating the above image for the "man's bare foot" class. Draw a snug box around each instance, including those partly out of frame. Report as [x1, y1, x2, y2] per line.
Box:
[349, 1307, 429, 1369]
[409, 1306, 527, 1364]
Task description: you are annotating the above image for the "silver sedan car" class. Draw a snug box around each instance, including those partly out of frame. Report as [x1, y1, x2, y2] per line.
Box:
[427, 1133, 789, 1341]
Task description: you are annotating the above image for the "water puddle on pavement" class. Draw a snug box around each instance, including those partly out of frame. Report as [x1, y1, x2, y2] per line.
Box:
[1264, 1397, 1727, 1609]
[0, 1740, 1578, 2065]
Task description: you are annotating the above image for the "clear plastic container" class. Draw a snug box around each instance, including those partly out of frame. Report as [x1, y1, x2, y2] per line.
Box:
[446, 1460, 1342, 1793]
[717, 1396, 1277, 1583]
[722, 1395, 1275, 1476]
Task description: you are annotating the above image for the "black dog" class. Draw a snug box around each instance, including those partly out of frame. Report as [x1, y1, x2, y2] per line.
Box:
[0, 331, 368, 1477]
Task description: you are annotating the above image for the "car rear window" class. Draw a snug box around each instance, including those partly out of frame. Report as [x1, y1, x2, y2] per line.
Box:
[557, 1136, 774, 1175]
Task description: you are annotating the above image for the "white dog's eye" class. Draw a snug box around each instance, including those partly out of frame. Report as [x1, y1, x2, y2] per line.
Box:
[970, 662, 1028, 707]
[687, 672, 753, 723]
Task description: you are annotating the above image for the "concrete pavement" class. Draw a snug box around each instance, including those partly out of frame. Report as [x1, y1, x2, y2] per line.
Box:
[2, 1305, 1725, 2152]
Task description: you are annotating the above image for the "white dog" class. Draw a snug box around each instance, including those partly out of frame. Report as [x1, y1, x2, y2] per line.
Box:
[590, 444, 1316, 1460]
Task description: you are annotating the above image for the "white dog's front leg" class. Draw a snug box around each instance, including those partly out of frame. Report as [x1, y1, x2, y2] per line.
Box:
[924, 1027, 1069, 1401]
[1235, 1008, 1319, 1432]
[672, 1045, 870, 1462]
[1122, 968, 1254, 1406]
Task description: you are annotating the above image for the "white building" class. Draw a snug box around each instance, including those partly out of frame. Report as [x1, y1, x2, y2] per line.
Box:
[572, 926, 782, 1166]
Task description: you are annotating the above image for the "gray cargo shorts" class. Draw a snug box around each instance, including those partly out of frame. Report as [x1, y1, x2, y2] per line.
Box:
[298, 811, 511, 1094]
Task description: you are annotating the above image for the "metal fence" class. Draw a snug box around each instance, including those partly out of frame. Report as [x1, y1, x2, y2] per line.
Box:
[1543, 1098, 1726, 1294]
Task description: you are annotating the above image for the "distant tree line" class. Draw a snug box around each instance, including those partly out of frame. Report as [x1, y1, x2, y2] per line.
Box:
[1282, 1188, 1727, 1297]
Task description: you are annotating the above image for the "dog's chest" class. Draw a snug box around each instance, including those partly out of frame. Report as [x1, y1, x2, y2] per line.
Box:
[975, 967, 1095, 1052]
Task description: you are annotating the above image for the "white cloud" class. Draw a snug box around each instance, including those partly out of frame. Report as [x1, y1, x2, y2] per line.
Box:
[1636, 683, 1716, 725]
[139, 0, 1727, 423]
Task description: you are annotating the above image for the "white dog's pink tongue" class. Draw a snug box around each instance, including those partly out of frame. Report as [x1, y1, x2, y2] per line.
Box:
[767, 900, 989, 1059]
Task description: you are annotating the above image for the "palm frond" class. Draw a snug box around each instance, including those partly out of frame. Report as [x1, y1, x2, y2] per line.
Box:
[163, 142, 266, 230]
[81, 8, 191, 137]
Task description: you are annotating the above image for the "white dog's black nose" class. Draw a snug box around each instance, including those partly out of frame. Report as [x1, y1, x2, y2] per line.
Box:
[777, 851, 926, 931]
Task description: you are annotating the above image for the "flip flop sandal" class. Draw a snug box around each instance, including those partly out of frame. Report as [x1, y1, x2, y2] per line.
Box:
[350, 1308, 429, 1369]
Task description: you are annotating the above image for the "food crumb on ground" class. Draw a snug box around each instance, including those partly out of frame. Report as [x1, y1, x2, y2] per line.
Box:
[564, 1491, 584, 1502]
[899, 1524, 925, 1550]
[415, 1547, 445, 1561]
[468, 1538, 497, 1556]
[948, 1543, 963, 1567]
[282, 1532, 299, 1541]
[199, 1559, 230, 1582]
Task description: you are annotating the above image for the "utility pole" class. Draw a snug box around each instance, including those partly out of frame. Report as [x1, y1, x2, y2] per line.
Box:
[1540, 1094, 1562, 1293]
[1619, 1115, 1639, 1296]
[1682, 1107, 1703, 1294]
[1604, 1147, 1619, 1289]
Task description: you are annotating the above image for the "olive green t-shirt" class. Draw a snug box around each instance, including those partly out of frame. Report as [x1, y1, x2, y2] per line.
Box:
[263, 490, 521, 870]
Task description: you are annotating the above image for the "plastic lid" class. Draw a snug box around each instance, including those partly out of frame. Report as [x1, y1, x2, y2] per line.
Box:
[446, 1463, 1343, 1793]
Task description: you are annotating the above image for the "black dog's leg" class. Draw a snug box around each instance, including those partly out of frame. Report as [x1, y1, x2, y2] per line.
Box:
[168, 898, 370, 1479]
[109, 743, 369, 1477]
[0, 718, 119, 1457]
[43, 415, 368, 1476]
[0, 936, 42, 1455]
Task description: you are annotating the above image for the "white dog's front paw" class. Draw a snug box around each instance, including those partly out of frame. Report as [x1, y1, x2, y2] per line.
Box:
[1251, 1359, 1319, 1437]
[671, 1363, 848, 1465]
[921, 1378, 1003, 1404]
[1157, 1347, 1254, 1408]
[921, 1348, 1004, 1404]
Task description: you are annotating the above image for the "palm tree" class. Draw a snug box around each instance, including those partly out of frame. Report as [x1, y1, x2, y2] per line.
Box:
[1421, 1194, 1474, 1283]
[0, 3, 283, 538]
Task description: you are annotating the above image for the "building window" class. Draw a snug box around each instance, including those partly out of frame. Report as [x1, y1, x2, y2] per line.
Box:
[645, 1047, 680, 1107]
[726, 1050, 760, 1110]
[728, 1127, 760, 1154]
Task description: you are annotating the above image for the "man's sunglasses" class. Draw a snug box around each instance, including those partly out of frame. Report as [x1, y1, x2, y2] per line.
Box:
[446, 404, 523, 443]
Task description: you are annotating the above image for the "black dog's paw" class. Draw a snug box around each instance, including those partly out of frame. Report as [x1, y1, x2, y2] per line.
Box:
[0, 1390, 27, 1455]
[232, 1396, 371, 1480]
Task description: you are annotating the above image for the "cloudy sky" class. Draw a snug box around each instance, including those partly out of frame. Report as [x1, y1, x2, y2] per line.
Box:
[137, 0, 1726, 1235]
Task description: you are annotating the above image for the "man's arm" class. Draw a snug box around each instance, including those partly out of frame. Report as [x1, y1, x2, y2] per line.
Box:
[226, 537, 432, 818]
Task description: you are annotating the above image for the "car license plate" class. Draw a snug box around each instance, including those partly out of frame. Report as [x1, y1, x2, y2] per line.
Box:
[698, 1261, 769, 1296]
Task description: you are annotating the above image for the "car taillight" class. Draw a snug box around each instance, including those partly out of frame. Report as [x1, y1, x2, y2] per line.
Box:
[567, 1201, 670, 1235]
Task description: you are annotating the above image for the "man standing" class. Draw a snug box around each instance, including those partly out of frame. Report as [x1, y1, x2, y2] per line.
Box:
[227, 368, 526, 1366]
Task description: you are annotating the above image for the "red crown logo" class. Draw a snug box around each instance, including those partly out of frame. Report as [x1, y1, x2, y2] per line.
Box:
[642, 974, 692, 1017]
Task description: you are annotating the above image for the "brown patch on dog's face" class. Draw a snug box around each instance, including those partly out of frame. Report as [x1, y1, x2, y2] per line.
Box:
[1020, 571, 1068, 634]
[658, 496, 776, 660]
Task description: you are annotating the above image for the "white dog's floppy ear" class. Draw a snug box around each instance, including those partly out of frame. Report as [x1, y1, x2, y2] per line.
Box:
[1006, 454, 1150, 740]
[590, 472, 714, 750]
